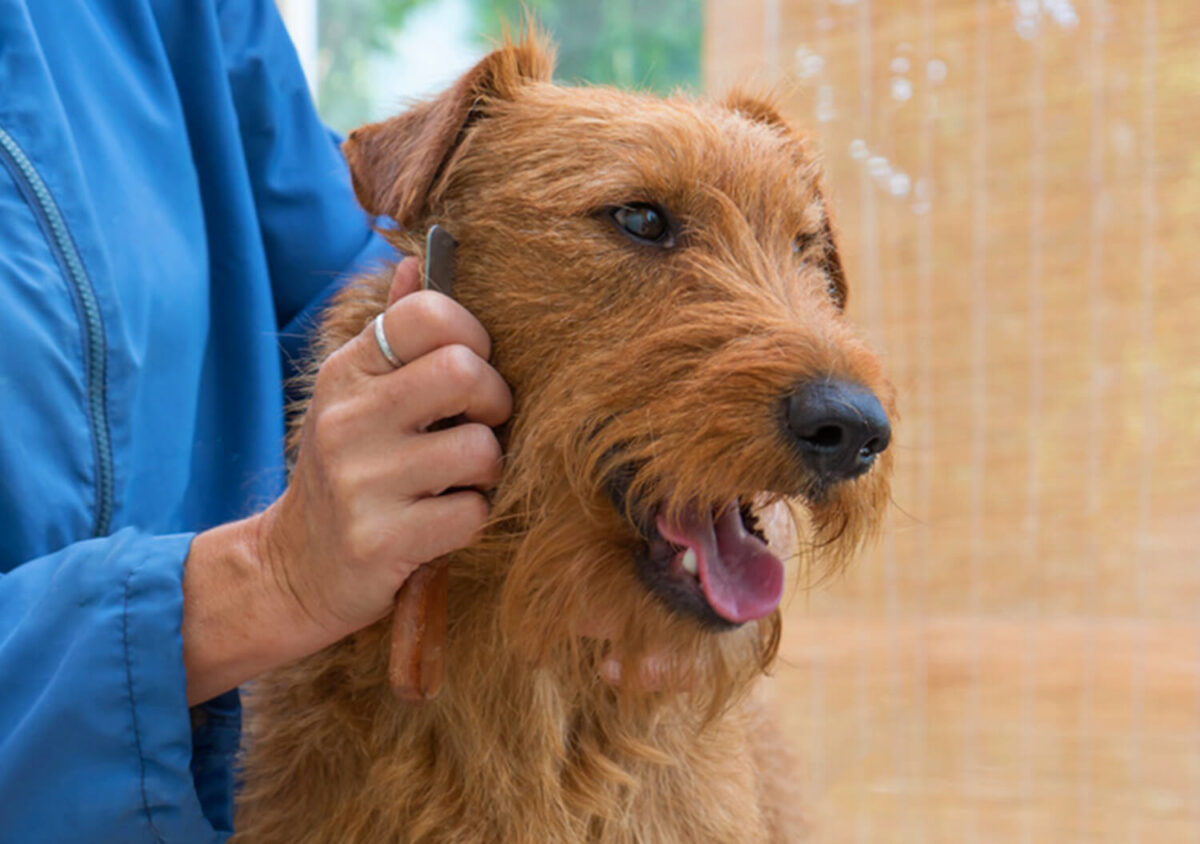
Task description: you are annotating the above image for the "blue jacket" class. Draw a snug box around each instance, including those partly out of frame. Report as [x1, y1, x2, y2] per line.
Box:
[0, 1, 393, 840]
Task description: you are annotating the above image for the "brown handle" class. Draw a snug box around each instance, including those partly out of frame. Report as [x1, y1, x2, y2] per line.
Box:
[388, 561, 449, 702]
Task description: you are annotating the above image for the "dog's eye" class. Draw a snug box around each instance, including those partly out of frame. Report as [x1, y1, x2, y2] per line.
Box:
[610, 203, 673, 247]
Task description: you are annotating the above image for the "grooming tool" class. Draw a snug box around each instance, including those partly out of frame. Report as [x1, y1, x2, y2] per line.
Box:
[388, 224, 459, 703]
[423, 224, 457, 295]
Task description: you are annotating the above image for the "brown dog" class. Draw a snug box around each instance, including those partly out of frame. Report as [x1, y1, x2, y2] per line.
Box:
[234, 32, 894, 844]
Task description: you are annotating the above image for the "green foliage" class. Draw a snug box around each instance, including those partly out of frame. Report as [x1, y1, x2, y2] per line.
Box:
[316, 0, 424, 131]
[314, 0, 702, 131]
[471, 0, 702, 93]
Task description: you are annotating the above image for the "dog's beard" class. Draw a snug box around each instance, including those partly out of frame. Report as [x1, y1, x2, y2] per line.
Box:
[799, 450, 893, 579]
[479, 433, 888, 722]
[495, 516, 778, 721]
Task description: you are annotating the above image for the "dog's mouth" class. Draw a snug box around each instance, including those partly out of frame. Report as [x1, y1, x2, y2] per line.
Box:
[628, 494, 786, 630]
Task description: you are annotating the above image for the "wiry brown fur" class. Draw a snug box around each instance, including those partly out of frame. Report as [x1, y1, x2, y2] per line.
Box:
[235, 31, 893, 844]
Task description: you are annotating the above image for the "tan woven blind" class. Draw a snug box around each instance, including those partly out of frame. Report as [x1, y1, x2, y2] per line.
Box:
[706, 1, 1200, 839]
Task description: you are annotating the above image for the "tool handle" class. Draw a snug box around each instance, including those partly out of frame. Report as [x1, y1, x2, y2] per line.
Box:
[388, 561, 449, 702]
[388, 225, 458, 703]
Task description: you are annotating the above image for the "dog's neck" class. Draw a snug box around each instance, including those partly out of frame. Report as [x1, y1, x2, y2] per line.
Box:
[239, 520, 778, 843]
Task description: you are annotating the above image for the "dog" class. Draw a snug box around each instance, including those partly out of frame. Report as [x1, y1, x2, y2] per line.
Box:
[233, 32, 894, 844]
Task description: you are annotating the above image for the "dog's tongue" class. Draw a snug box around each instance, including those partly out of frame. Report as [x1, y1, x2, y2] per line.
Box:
[655, 502, 784, 624]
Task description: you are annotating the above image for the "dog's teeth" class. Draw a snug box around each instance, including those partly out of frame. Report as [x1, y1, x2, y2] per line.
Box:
[680, 548, 699, 576]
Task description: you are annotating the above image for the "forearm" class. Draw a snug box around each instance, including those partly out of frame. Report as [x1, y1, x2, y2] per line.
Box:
[181, 509, 336, 705]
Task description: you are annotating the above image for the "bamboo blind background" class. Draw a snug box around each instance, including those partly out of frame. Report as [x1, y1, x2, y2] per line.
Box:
[706, 1, 1200, 840]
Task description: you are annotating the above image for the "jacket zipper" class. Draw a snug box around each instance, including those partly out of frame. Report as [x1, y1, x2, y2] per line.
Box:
[0, 126, 113, 537]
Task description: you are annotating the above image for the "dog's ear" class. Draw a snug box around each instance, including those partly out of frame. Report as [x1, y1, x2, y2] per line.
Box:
[343, 34, 555, 227]
[723, 89, 848, 309]
[721, 89, 795, 134]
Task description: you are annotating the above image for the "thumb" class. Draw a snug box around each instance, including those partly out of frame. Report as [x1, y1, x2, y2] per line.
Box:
[387, 256, 423, 307]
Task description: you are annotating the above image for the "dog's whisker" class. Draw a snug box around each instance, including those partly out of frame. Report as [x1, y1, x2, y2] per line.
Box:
[887, 495, 925, 527]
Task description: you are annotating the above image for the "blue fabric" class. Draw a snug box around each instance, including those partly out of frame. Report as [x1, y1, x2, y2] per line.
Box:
[0, 0, 395, 840]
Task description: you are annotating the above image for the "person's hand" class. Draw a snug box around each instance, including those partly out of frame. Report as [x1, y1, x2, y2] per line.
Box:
[182, 257, 510, 705]
[257, 257, 512, 641]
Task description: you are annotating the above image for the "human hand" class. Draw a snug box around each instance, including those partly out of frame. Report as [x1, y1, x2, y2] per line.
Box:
[182, 257, 510, 704]
[257, 256, 511, 642]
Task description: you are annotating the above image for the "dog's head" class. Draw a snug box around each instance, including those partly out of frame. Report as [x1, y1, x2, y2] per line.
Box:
[345, 32, 894, 700]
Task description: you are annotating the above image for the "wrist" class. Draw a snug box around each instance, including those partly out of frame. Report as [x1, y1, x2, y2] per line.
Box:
[181, 509, 338, 705]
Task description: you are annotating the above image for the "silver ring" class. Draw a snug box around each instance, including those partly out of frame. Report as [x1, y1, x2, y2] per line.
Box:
[373, 313, 402, 369]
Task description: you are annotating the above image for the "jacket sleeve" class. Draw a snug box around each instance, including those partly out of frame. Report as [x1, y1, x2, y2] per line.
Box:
[0, 529, 235, 844]
[216, 0, 398, 381]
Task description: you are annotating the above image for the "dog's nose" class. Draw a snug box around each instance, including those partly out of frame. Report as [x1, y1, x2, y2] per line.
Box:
[785, 380, 891, 483]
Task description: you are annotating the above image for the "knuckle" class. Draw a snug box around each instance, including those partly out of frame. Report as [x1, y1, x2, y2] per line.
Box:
[436, 343, 482, 389]
[312, 354, 343, 395]
[410, 290, 456, 334]
[310, 403, 351, 452]
[460, 423, 501, 465]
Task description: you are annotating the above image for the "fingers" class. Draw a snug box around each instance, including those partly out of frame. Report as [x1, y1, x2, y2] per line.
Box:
[391, 491, 491, 564]
[387, 423, 503, 498]
[341, 427, 498, 566]
[349, 288, 491, 378]
[370, 343, 513, 431]
[387, 256, 423, 307]
[383, 291, 493, 369]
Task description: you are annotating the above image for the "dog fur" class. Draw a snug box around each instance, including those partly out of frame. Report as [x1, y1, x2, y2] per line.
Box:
[233, 32, 893, 844]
